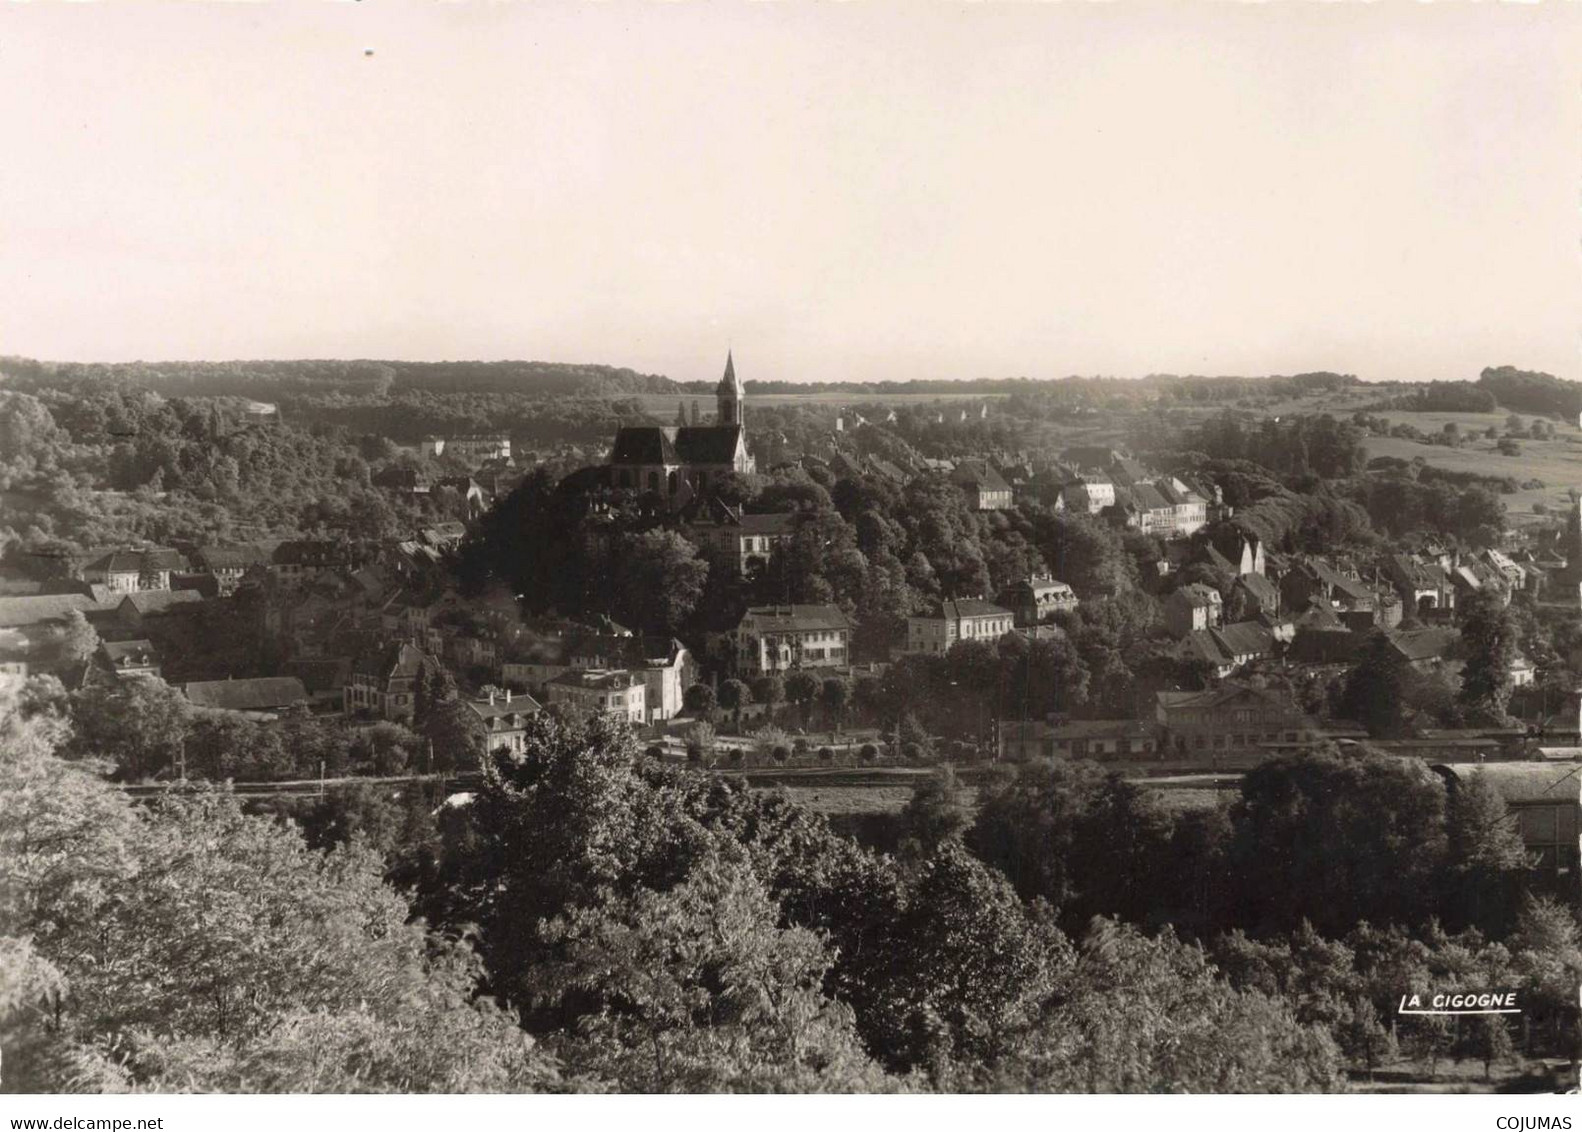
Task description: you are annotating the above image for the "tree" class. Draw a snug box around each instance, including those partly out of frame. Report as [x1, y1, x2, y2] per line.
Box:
[67, 676, 191, 781]
[1442, 769, 1533, 933]
[1337, 631, 1412, 738]
[424, 696, 481, 772]
[0, 674, 138, 1088]
[819, 675, 851, 739]
[971, 759, 1174, 930]
[750, 674, 785, 723]
[784, 670, 820, 729]
[1227, 746, 1449, 935]
[613, 530, 709, 635]
[718, 678, 752, 732]
[1458, 590, 1519, 724]
[530, 847, 884, 1091]
[53, 608, 99, 669]
[996, 920, 1342, 1093]
[897, 765, 972, 857]
[682, 682, 718, 722]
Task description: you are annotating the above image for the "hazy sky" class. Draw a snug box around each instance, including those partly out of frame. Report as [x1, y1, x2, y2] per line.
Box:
[1, 2, 1577, 384]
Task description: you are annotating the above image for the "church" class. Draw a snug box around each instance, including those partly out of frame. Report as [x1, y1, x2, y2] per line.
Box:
[607, 352, 756, 509]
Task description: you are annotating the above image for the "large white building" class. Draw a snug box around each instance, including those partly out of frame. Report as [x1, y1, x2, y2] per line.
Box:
[906, 599, 1016, 655]
[545, 669, 647, 724]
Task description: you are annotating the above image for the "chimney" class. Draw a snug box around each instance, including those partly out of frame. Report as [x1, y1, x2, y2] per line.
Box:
[506, 689, 512, 704]
[488, 689, 496, 705]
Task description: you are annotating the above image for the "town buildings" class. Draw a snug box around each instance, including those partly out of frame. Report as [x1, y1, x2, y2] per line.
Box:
[420, 434, 513, 462]
[545, 668, 646, 723]
[465, 688, 541, 755]
[735, 605, 852, 676]
[949, 461, 1013, 511]
[678, 498, 796, 578]
[997, 718, 1158, 761]
[346, 642, 439, 723]
[1164, 584, 1224, 639]
[1155, 683, 1324, 759]
[996, 574, 1079, 626]
[906, 599, 1016, 656]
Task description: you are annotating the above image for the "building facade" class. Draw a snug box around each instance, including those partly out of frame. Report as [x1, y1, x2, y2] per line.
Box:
[545, 669, 646, 723]
[906, 599, 1016, 655]
[735, 605, 853, 675]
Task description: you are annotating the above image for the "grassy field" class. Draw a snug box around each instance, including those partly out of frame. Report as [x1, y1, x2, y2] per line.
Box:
[631, 391, 1015, 417]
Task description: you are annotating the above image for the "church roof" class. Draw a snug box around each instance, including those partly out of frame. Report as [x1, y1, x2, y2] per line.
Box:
[611, 425, 744, 467]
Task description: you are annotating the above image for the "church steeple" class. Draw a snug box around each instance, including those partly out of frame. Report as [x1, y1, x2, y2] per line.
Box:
[716, 350, 744, 427]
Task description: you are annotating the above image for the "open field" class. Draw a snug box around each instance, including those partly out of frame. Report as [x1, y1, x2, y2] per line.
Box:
[631, 391, 1016, 417]
[1363, 426, 1582, 522]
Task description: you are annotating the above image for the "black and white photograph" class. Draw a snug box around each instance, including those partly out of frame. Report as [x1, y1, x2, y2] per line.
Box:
[1, 0, 1580, 1120]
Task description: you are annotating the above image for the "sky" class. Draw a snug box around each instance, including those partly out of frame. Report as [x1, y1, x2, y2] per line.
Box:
[0, 1, 1577, 385]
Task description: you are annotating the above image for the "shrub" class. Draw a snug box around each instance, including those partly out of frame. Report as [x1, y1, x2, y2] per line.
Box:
[727, 748, 744, 766]
[858, 742, 878, 762]
[817, 746, 833, 763]
[793, 737, 810, 755]
[771, 745, 790, 764]
[901, 741, 924, 761]
[644, 744, 665, 761]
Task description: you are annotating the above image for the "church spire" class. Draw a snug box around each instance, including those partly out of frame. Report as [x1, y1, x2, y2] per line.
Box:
[716, 349, 744, 427]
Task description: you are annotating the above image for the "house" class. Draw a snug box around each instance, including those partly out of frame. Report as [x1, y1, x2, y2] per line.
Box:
[419, 434, 513, 462]
[1060, 475, 1116, 515]
[0, 593, 120, 631]
[545, 669, 646, 724]
[465, 688, 542, 755]
[1164, 584, 1224, 639]
[1156, 683, 1323, 760]
[1433, 763, 1580, 883]
[607, 353, 756, 510]
[906, 599, 1016, 656]
[193, 544, 273, 595]
[678, 497, 797, 578]
[98, 639, 161, 680]
[419, 522, 469, 551]
[1154, 478, 1208, 538]
[1231, 572, 1281, 619]
[272, 540, 345, 586]
[949, 461, 1013, 511]
[183, 676, 311, 717]
[1281, 560, 1383, 629]
[996, 574, 1079, 627]
[346, 642, 439, 723]
[1482, 548, 1527, 593]
[1510, 653, 1537, 688]
[1178, 620, 1277, 678]
[81, 549, 182, 594]
[1387, 627, 1460, 673]
[998, 718, 1158, 761]
[1387, 554, 1455, 619]
[501, 632, 695, 723]
[735, 605, 853, 676]
[113, 590, 205, 630]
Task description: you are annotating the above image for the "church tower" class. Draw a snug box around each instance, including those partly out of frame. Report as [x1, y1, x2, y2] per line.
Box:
[716, 351, 744, 427]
